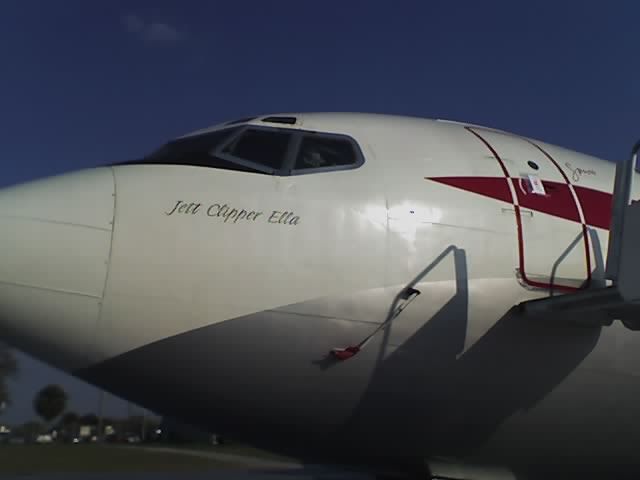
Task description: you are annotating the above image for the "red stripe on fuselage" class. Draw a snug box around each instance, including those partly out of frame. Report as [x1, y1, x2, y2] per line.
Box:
[574, 186, 612, 230]
[427, 176, 612, 230]
[429, 176, 512, 204]
[516, 180, 581, 223]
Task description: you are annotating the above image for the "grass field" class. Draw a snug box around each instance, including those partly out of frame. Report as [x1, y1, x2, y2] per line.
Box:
[0, 444, 241, 474]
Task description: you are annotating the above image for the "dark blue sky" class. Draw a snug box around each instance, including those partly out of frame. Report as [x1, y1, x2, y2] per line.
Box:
[1, 1, 639, 423]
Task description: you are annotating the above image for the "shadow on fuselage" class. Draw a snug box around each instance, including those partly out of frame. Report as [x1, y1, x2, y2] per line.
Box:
[74, 244, 602, 476]
[338, 244, 602, 467]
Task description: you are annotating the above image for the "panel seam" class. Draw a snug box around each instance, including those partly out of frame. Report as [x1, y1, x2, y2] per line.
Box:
[90, 167, 118, 363]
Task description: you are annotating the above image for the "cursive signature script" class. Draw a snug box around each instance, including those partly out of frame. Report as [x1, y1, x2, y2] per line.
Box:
[565, 162, 596, 182]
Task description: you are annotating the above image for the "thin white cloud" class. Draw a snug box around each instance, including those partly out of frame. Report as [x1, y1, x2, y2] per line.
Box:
[121, 14, 182, 45]
[144, 22, 181, 43]
[122, 14, 144, 34]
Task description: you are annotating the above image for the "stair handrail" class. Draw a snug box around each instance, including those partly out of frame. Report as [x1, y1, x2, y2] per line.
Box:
[606, 139, 640, 282]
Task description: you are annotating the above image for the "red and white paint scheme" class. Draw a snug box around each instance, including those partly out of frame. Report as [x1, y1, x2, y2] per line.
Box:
[1, 113, 640, 479]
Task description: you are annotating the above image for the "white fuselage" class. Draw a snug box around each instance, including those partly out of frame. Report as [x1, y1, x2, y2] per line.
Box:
[0, 113, 637, 477]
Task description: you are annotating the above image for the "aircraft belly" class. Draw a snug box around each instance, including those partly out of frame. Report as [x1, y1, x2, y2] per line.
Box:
[77, 273, 640, 463]
[74, 274, 640, 472]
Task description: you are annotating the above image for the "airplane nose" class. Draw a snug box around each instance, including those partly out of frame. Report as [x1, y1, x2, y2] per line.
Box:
[0, 168, 114, 371]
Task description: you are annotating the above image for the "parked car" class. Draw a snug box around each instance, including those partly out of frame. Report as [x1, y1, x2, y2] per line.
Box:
[35, 434, 53, 444]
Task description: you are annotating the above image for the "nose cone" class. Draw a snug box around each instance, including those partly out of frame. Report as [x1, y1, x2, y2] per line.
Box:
[0, 168, 114, 370]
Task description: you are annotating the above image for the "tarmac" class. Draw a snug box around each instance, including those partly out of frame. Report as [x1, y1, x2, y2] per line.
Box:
[3, 467, 375, 480]
[3, 447, 379, 480]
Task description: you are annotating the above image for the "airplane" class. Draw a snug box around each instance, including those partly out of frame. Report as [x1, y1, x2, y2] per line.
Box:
[1, 112, 640, 479]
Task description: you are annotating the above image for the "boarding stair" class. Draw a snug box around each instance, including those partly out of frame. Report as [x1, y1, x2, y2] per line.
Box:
[519, 140, 640, 329]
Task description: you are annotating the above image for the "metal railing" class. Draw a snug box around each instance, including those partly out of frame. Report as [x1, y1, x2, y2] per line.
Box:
[605, 139, 640, 282]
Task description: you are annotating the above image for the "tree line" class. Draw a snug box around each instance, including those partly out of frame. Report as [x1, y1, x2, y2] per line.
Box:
[0, 346, 161, 443]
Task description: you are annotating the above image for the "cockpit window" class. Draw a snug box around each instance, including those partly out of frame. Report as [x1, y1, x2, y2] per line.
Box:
[220, 128, 293, 172]
[144, 127, 240, 166]
[114, 125, 364, 176]
[293, 135, 358, 171]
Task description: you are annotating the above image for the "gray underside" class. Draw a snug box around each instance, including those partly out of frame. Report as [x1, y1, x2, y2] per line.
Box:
[74, 281, 640, 478]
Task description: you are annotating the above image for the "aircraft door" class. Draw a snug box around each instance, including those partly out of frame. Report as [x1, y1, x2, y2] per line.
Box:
[467, 127, 591, 291]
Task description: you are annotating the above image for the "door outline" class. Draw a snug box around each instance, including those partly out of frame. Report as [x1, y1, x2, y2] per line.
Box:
[465, 126, 592, 292]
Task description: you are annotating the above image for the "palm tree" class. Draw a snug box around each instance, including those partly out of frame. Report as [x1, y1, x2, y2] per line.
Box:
[34, 385, 68, 428]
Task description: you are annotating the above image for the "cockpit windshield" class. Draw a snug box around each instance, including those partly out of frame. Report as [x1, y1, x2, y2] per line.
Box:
[221, 128, 292, 172]
[118, 125, 364, 176]
[147, 128, 238, 164]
